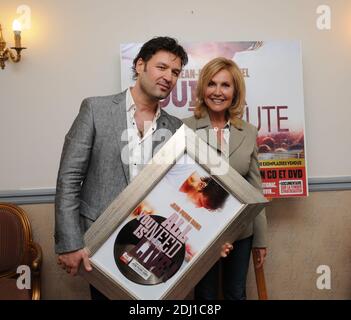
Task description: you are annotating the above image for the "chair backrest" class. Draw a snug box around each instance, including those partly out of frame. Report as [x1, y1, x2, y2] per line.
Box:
[0, 203, 32, 278]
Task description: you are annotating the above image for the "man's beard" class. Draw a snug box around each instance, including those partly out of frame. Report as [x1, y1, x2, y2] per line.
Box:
[140, 80, 170, 101]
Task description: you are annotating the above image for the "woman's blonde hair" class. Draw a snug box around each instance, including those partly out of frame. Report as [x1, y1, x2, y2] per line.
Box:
[194, 57, 246, 129]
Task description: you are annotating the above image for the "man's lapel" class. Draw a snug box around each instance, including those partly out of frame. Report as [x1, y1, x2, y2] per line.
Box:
[152, 110, 173, 154]
[110, 90, 130, 183]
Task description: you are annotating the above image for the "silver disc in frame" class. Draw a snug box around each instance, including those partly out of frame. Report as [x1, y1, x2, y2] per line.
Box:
[114, 215, 185, 285]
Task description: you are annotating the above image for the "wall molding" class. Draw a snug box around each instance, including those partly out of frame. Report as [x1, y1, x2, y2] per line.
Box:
[0, 189, 56, 205]
[308, 176, 351, 192]
[1, 177, 350, 205]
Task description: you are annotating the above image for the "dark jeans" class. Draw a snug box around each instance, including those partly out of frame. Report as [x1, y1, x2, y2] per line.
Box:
[90, 285, 109, 300]
[194, 235, 253, 300]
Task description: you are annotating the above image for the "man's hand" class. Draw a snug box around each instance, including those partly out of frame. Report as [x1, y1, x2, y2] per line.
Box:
[253, 247, 267, 269]
[220, 242, 234, 258]
[57, 248, 92, 276]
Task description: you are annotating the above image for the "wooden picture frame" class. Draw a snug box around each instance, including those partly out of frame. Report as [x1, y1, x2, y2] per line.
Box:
[81, 125, 268, 300]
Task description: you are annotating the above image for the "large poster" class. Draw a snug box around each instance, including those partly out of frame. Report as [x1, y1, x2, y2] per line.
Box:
[120, 41, 308, 198]
[91, 154, 243, 299]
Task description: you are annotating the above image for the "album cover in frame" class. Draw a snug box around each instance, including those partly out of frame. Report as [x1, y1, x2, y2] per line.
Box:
[81, 125, 268, 300]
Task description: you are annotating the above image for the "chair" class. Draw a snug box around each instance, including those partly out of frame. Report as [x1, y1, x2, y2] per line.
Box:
[0, 203, 42, 300]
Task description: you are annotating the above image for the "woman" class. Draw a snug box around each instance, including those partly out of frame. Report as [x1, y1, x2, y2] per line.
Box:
[183, 57, 267, 300]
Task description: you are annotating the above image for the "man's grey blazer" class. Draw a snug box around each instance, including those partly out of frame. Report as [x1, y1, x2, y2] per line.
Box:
[55, 90, 182, 254]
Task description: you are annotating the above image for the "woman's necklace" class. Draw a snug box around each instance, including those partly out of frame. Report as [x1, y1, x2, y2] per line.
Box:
[211, 121, 226, 131]
[209, 111, 227, 129]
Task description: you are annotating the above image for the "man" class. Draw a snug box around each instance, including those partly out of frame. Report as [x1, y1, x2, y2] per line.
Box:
[55, 37, 188, 298]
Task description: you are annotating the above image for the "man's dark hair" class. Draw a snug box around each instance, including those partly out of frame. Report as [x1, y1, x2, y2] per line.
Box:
[201, 177, 229, 211]
[132, 36, 188, 80]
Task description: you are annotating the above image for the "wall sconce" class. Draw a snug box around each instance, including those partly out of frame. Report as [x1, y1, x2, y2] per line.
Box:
[0, 20, 26, 70]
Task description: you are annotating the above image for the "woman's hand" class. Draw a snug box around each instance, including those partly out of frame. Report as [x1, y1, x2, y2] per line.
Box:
[220, 242, 234, 257]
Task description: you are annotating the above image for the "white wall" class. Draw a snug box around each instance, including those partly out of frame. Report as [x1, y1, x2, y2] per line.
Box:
[1, 0, 350, 190]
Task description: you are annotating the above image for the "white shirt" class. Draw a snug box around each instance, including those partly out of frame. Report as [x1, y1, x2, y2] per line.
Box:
[125, 88, 161, 181]
[212, 121, 230, 158]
